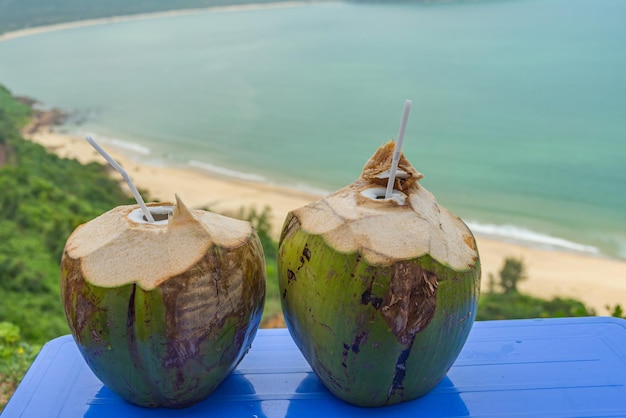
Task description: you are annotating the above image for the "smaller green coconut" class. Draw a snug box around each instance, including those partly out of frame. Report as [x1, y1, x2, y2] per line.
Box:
[61, 195, 266, 408]
[278, 141, 480, 407]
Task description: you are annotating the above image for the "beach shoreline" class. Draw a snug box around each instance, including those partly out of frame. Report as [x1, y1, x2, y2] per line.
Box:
[22, 118, 626, 316]
[0, 1, 320, 43]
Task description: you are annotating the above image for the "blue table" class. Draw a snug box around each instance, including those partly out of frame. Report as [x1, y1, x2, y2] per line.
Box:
[4, 317, 626, 417]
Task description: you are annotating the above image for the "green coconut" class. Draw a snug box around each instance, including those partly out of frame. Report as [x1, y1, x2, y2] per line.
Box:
[60, 195, 266, 408]
[278, 141, 480, 407]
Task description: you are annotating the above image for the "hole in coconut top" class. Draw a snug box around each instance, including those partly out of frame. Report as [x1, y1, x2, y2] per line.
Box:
[128, 207, 173, 225]
[146, 212, 169, 222]
[361, 187, 407, 205]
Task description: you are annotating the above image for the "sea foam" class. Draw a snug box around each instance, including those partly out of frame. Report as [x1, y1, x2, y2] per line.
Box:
[86, 133, 151, 155]
[284, 182, 331, 197]
[188, 159, 267, 183]
[467, 222, 601, 255]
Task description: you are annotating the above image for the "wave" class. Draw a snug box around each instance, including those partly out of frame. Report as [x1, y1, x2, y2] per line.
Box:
[618, 241, 626, 260]
[283, 182, 331, 197]
[80, 128, 329, 194]
[466, 221, 601, 255]
[85, 133, 151, 155]
[188, 159, 268, 183]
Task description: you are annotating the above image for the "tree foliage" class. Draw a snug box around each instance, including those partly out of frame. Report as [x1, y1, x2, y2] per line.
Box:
[0, 86, 32, 136]
[233, 205, 280, 324]
[607, 304, 625, 319]
[487, 256, 527, 294]
[498, 257, 527, 294]
[0, 322, 40, 413]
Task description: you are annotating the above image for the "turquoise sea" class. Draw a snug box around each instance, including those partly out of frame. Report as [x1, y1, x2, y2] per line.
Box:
[0, 0, 624, 259]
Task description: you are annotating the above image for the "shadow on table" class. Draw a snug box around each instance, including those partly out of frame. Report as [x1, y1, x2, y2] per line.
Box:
[84, 373, 263, 418]
[83, 370, 468, 417]
[280, 373, 469, 418]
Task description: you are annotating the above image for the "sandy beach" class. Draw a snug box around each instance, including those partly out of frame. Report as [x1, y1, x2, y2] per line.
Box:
[0, 1, 312, 42]
[24, 127, 626, 316]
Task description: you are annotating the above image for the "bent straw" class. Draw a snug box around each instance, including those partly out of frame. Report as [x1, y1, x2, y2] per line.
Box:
[85, 136, 155, 223]
[385, 99, 412, 200]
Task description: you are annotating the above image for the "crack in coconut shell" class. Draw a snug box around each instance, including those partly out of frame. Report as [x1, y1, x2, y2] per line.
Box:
[64, 195, 254, 290]
[381, 262, 438, 345]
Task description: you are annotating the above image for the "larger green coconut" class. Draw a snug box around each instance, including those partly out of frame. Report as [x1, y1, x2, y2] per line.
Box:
[278, 141, 480, 407]
[60, 195, 266, 408]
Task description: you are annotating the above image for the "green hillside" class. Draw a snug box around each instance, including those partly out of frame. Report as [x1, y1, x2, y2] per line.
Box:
[0, 85, 134, 343]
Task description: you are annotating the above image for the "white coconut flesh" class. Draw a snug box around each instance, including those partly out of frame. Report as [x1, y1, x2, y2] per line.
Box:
[65, 195, 253, 290]
[291, 141, 478, 270]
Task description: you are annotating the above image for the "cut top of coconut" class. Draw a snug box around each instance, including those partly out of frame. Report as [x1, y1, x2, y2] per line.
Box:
[361, 140, 423, 192]
[290, 141, 478, 270]
[64, 195, 254, 290]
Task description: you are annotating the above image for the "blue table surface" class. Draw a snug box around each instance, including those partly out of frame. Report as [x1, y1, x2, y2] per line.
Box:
[4, 317, 626, 417]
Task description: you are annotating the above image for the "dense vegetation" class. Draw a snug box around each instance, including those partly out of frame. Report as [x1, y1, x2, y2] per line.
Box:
[0, 322, 39, 410]
[0, 85, 133, 343]
[0, 0, 296, 34]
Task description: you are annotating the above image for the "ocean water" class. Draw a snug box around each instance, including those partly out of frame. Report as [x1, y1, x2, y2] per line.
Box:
[0, 0, 624, 259]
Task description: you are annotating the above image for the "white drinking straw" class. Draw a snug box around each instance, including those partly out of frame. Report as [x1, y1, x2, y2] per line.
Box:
[85, 136, 155, 223]
[385, 99, 412, 200]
